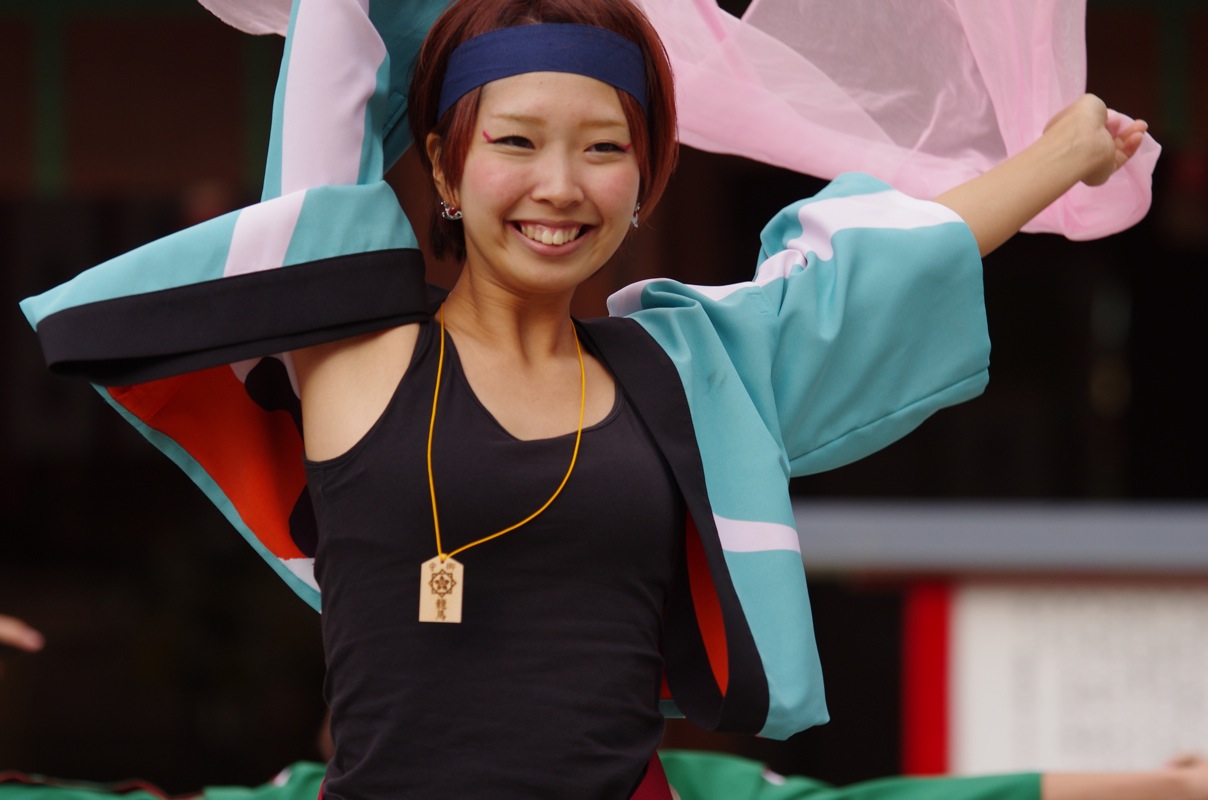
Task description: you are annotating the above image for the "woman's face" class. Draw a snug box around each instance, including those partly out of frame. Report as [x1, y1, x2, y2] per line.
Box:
[433, 71, 642, 298]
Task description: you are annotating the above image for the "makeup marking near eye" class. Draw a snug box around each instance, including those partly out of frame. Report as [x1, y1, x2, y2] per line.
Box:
[482, 130, 497, 143]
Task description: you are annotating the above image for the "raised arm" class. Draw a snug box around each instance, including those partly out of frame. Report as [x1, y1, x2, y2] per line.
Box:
[935, 94, 1149, 257]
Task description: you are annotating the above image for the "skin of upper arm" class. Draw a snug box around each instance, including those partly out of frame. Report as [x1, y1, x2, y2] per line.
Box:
[293, 323, 421, 462]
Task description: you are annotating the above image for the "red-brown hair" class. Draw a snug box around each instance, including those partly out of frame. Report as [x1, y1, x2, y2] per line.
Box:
[408, 0, 678, 262]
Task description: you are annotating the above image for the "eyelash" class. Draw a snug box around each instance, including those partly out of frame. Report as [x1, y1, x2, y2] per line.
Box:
[589, 142, 630, 153]
[489, 134, 531, 147]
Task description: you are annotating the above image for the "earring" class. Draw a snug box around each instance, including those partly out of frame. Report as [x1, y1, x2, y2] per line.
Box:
[631, 203, 641, 229]
[439, 200, 463, 221]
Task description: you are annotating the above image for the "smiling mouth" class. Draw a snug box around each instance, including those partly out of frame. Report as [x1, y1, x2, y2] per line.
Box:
[517, 223, 585, 246]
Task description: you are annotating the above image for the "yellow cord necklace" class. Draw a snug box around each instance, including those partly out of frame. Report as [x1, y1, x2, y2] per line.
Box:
[419, 306, 586, 623]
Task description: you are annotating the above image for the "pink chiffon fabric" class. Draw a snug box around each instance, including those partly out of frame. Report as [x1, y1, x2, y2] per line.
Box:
[199, 0, 1160, 241]
[197, 0, 290, 36]
[634, 0, 1160, 240]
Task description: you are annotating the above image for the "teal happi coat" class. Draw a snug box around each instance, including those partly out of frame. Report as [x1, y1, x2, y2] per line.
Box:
[20, 0, 988, 740]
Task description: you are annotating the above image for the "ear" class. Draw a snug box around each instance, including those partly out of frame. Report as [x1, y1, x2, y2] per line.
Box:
[426, 133, 457, 207]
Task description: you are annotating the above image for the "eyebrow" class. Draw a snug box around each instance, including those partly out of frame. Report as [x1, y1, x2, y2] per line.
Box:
[488, 113, 629, 131]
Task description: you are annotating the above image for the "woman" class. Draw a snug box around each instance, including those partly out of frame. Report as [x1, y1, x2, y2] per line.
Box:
[292, 5, 683, 797]
[288, 0, 1147, 796]
[20, 0, 1147, 797]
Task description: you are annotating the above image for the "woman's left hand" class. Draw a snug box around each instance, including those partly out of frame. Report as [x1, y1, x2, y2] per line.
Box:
[936, 93, 1150, 256]
[1042, 94, 1148, 187]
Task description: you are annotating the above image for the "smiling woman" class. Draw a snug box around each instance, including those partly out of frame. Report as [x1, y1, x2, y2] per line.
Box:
[17, 0, 1150, 798]
[288, 11, 686, 796]
[410, 4, 678, 266]
[434, 71, 641, 299]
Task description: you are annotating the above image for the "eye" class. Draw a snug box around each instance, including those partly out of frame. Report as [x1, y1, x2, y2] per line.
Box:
[487, 134, 533, 149]
[588, 141, 631, 154]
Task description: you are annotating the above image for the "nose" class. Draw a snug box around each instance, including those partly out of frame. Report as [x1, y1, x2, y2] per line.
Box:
[530, 149, 584, 208]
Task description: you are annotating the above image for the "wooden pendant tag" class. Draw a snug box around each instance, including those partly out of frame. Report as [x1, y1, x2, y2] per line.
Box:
[419, 556, 463, 623]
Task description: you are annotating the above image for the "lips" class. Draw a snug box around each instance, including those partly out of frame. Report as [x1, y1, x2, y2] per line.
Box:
[516, 222, 585, 246]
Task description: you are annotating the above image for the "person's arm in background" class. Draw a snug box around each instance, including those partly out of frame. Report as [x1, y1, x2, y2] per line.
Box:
[935, 93, 1148, 257]
[1043, 755, 1208, 800]
[0, 613, 44, 679]
[662, 750, 1208, 800]
[0, 613, 43, 654]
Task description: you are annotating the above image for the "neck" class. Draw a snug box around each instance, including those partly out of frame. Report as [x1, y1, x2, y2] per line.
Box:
[440, 272, 578, 361]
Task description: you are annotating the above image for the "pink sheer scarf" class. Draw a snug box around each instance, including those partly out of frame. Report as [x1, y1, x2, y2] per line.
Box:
[635, 0, 1160, 239]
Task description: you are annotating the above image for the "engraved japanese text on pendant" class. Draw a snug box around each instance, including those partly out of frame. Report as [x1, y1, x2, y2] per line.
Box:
[419, 556, 464, 623]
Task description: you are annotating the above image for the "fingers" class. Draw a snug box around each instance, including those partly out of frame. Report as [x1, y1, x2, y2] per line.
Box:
[1118, 118, 1149, 142]
[1107, 114, 1147, 153]
[1113, 120, 1148, 170]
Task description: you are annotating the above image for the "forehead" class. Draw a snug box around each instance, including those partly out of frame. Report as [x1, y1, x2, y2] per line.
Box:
[476, 71, 630, 128]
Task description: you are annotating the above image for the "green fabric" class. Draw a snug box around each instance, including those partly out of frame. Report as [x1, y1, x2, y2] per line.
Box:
[660, 751, 1041, 800]
[1, 754, 1040, 800]
[202, 762, 324, 800]
[0, 778, 179, 799]
[0, 762, 325, 800]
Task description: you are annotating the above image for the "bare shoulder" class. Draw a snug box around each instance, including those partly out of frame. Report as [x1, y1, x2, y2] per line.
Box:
[294, 323, 422, 462]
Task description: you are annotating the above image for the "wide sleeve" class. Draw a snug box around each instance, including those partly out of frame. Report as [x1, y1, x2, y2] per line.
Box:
[757, 172, 990, 476]
[610, 172, 989, 484]
[16, 0, 450, 611]
[18, 184, 431, 386]
[20, 0, 451, 387]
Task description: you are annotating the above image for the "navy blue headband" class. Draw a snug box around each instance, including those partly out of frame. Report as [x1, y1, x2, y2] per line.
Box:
[436, 23, 648, 119]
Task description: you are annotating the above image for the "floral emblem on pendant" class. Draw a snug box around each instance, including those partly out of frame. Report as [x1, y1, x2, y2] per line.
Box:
[429, 566, 457, 597]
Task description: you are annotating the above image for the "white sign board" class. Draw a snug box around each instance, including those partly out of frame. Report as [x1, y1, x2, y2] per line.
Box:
[951, 583, 1208, 773]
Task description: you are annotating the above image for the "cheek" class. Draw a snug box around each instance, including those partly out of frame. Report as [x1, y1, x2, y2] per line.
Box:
[598, 168, 642, 213]
[459, 160, 523, 207]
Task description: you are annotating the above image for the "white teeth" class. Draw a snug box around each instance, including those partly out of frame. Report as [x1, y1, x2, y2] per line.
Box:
[519, 223, 582, 246]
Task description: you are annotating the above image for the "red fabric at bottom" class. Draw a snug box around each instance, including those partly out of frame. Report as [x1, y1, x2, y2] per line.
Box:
[631, 753, 673, 799]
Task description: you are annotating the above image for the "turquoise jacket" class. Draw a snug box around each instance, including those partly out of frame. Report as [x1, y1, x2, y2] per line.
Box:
[18, 0, 988, 741]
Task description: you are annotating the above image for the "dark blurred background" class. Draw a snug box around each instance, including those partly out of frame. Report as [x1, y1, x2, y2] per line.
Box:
[1, 0, 1205, 792]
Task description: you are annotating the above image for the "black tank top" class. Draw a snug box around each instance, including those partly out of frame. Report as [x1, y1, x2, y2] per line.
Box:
[305, 322, 683, 799]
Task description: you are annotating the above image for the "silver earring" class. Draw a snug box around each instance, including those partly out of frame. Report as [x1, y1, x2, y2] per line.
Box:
[439, 200, 463, 221]
[631, 203, 641, 229]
